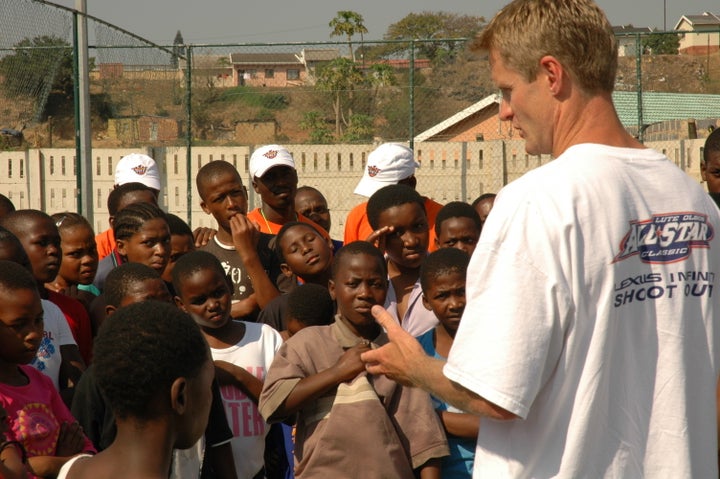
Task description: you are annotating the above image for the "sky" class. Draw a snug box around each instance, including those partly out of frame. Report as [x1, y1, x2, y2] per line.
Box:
[51, 0, 719, 46]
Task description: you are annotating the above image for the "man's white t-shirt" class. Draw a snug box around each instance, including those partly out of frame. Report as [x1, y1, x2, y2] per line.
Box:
[445, 144, 720, 478]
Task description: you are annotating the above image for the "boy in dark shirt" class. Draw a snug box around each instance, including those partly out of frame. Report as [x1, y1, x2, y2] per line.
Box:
[196, 160, 283, 320]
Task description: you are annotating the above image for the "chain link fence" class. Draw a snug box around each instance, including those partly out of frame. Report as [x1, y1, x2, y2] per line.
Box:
[1, 0, 719, 235]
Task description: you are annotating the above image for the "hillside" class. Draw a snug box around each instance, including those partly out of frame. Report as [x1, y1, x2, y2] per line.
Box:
[4, 50, 720, 150]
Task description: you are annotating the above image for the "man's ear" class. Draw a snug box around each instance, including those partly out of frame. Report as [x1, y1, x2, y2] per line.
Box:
[280, 263, 294, 278]
[328, 279, 336, 301]
[251, 179, 260, 195]
[174, 295, 187, 312]
[539, 55, 565, 97]
[105, 304, 117, 317]
[170, 377, 188, 415]
[108, 216, 115, 228]
[421, 293, 432, 311]
[200, 200, 210, 215]
[701, 161, 708, 182]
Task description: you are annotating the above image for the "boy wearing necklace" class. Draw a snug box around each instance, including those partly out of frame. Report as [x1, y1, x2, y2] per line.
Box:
[196, 160, 284, 320]
[246, 145, 330, 240]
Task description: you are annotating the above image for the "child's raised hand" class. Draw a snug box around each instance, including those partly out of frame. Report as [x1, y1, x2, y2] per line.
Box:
[333, 341, 372, 383]
[229, 214, 260, 252]
[364, 225, 394, 252]
[55, 421, 85, 457]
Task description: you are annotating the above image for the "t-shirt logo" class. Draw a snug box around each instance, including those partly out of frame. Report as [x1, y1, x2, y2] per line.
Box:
[131, 165, 148, 175]
[263, 150, 279, 159]
[368, 165, 380, 177]
[613, 212, 714, 264]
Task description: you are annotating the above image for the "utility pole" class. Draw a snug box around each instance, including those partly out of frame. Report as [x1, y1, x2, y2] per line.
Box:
[74, 0, 93, 223]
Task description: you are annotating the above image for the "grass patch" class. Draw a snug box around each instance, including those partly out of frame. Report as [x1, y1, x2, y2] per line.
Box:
[217, 86, 288, 110]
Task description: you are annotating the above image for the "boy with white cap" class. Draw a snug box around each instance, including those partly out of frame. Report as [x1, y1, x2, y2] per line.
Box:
[246, 145, 329, 239]
[96, 154, 162, 260]
[344, 143, 443, 250]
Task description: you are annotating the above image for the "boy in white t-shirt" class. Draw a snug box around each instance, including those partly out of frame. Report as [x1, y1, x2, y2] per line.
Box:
[173, 250, 282, 479]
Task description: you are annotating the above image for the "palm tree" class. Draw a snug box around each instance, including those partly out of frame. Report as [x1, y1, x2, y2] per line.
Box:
[329, 11, 368, 62]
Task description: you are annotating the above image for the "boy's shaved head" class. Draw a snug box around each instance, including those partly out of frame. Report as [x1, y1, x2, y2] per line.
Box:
[704, 128, 720, 163]
[104, 262, 164, 308]
[0, 209, 51, 234]
[419, 248, 470, 294]
[172, 250, 225, 294]
[196, 160, 242, 200]
[287, 283, 334, 327]
[0, 194, 15, 219]
[434, 201, 481, 237]
[0, 259, 37, 293]
[366, 184, 425, 231]
[331, 241, 387, 280]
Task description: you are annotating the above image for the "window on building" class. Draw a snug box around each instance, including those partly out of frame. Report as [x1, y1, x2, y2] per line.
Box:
[287, 69, 300, 80]
[265, 69, 274, 78]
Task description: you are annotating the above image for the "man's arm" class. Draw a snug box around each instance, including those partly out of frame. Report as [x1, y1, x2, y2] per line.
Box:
[361, 305, 517, 420]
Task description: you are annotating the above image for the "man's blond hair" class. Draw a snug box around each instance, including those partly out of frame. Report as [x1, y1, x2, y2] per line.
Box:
[473, 0, 618, 93]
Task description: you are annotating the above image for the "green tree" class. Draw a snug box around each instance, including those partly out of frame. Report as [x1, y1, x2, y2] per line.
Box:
[171, 30, 185, 68]
[315, 58, 365, 136]
[0, 36, 74, 120]
[367, 63, 398, 115]
[642, 33, 679, 55]
[341, 114, 374, 142]
[367, 12, 484, 63]
[329, 11, 368, 61]
[300, 111, 334, 143]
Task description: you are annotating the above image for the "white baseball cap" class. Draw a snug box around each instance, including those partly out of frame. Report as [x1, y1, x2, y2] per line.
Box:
[249, 145, 296, 179]
[114, 153, 161, 191]
[354, 143, 419, 197]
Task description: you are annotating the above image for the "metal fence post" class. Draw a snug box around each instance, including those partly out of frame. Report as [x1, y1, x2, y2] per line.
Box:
[460, 142, 468, 202]
[409, 40, 415, 149]
[635, 33, 644, 143]
[185, 45, 193, 227]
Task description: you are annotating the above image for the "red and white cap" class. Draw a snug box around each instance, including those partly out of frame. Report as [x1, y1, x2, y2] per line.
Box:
[354, 143, 419, 197]
[249, 145, 296, 179]
[114, 153, 161, 191]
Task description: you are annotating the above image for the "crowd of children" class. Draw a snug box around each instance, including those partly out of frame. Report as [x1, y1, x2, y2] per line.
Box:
[2, 131, 718, 479]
